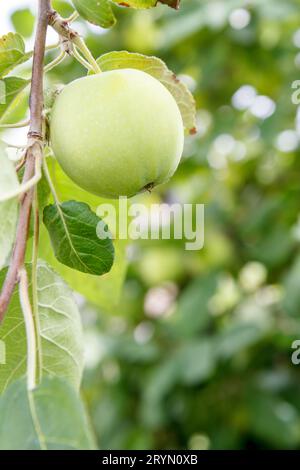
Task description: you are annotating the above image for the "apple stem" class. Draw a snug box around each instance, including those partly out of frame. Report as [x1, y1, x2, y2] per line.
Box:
[73, 37, 101, 74]
[72, 47, 93, 71]
[44, 50, 67, 73]
[47, 8, 102, 74]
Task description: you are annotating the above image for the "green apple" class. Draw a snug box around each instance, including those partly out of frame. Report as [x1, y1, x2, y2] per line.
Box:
[50, 69, 184, 198]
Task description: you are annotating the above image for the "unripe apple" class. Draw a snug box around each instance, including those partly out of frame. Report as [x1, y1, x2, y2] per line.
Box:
[50, 69, 184, 198]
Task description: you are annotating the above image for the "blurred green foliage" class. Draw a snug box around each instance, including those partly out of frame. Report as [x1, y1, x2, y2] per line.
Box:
[11, 8, 35, 38]
[5, 0, 300, 450]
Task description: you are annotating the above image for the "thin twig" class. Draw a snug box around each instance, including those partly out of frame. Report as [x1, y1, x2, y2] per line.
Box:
[66, 11, 79, 23]
[73, 36, 101, 73]
[45, 41, 60, 50]
[72, 46, 93, 71]
[47, 9, 101, 73]
[15, 152, 27, 172]
[44, 50, 66, 73]
[0, 147, 42, 203]
[0, 0, 49, 323]
[0, 118, 30, 129]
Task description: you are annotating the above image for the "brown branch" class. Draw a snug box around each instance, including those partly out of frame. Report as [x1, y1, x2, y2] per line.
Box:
[0, 0, 49, 323]
[47, 9, 79, 41]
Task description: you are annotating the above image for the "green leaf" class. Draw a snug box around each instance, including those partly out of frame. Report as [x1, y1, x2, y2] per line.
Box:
[0, 143, 19, 270]
[177, 340, 216, 385]
[52, 1, 75, 17]
[96, 51, 196, 134]
[11, 9, 35, 38]
[0, 33, 31, 77]
[281, 253, 300, 317]
[71, 0, 180, 29]
[0, 377, 96, 450]
[37, 172, 51, 214]
[141, 357, 179, 428]
[247, 391, 300, 449]
[215, 323, 264, 359]
[171, 274, 218, 337]
[141, 338, 214, 428]
[40, 222, 127, 313]
[0, 261, 84, 393]
[0, 77, 29, 123]
[112, 0, 179, 8]
[39, 160, 127, 312]
[43, 200, 115, 275]
[72, 0, 116, 29]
